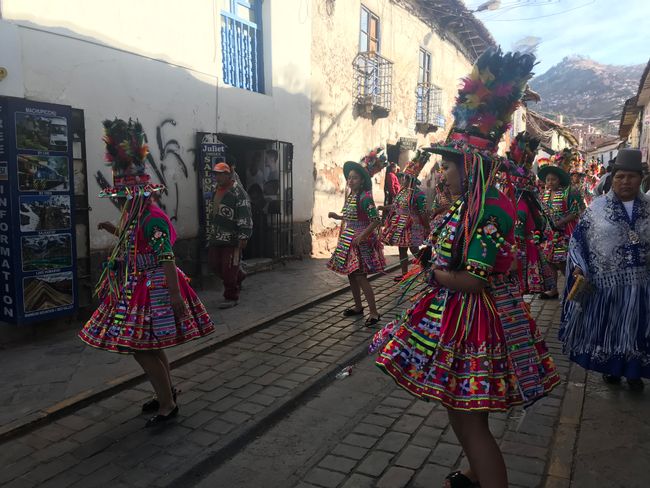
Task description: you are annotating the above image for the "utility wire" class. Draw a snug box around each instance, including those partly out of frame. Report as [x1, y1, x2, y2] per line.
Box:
[484, 0, 595, 21]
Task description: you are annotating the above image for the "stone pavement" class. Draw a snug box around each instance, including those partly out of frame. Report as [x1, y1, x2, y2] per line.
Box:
[0, 255, 397, 434]
[0, 272, 408, 488]
[249, 294, 570, 488]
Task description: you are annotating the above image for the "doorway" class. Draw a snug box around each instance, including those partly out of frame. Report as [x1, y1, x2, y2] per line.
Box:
[216, 134, 294, 260]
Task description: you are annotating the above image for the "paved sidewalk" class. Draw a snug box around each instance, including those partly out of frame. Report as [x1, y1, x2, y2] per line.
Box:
[0, 255, 397, 434]
[569, 370, 650, 488]
[0, 272, 407, 488]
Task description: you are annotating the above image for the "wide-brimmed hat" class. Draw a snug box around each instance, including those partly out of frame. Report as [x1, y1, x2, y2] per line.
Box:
[537, 148, 576, 188]
[537, 163, 570, 187]
[341, 147, 387, 192]
[343, 161, 372, 191]
[612, 148, 643, 174]
[99, 118, 164, 198]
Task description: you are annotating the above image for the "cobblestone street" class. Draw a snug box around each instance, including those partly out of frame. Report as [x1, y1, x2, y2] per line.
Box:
[0, 266, 577, 488]
[2, 265, 649, 487]
[193, 290, 571, 488]
[1, 272, 406, 488]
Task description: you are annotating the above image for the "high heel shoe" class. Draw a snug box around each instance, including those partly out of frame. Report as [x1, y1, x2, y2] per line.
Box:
[142, 388, 178, 413]
[145, 405, 179, 428]
[365, 315, 381, 327]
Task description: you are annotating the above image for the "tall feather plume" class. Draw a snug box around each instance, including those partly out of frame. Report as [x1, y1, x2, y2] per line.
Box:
[452, 48, 536, 143]
[360, 146, 388, 177]
[102, 118, 149, 174]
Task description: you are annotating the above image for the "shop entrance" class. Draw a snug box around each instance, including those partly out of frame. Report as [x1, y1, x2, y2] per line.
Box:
[216, 134, 294, 260]
[71, 109, 92, 310]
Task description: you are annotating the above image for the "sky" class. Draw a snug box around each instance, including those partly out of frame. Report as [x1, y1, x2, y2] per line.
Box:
[463, 0, 650, 74]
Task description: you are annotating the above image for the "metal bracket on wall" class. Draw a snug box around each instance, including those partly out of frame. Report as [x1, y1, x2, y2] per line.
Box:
[0, 67, 7, 81]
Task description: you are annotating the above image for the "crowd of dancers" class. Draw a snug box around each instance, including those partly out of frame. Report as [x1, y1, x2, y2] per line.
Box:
[75, 46, 649, 488]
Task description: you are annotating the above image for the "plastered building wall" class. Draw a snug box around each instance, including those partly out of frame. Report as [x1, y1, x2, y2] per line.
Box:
[0, 0, 312, 252]
[310, 0, 474, 255]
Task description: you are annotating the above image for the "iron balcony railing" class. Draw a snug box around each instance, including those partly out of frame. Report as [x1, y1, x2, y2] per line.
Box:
[353, 51, 393, 118]
[221, 11, 263, 93]
[416, 83, 445, 131]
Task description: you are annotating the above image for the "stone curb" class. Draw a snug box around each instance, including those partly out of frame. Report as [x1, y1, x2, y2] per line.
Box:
[167, 336, 376, 487]
[0, 264, 400, 445]
[543, 361, 588, 487]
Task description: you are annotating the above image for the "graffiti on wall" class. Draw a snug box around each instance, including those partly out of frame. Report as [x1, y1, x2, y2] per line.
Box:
[94, 118, 193, 221]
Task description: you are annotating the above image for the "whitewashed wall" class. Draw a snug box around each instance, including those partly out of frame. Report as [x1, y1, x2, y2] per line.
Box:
[0, 0, 312, 251]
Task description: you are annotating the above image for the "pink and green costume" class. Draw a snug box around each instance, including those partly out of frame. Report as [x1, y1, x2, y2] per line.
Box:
[381, 187, 428, 247]
[372, 189, 560, 411]
[79, 204, 214, 352]
[327, 191, 386, 275]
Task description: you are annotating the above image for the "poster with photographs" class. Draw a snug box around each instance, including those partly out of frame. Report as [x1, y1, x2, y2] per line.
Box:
[19, 194, 71, 232]
[18, 154, 70, 192]
[23, 271, 74, 315]
[21, 234, 72, 272]
[15, 112, 68, 152]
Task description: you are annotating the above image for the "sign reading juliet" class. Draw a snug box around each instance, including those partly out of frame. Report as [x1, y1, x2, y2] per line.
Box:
[0, 97, 77, 324]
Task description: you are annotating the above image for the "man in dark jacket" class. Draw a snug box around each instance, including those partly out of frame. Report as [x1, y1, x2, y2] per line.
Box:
[207, 161, 253, 308]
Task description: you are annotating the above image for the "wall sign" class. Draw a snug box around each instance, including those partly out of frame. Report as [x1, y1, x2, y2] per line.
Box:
[0, 97, 77, 324]
[398, 137, 418, 151]
[196, 132, 227, 240]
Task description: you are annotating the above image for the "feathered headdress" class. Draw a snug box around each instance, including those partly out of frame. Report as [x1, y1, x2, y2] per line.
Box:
[99, 118, 163, 198]
[401, 149, 431, 181]
[359, 147, 388, 177]
[452, 48, 536, 143]
[424, 48, 536, 265]
[503, 131, 541, 193]
[552, 147, 579, 173]
[508, 132, 540, 171]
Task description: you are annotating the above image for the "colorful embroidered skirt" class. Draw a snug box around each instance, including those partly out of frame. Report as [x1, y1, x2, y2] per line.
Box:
[373, 276, 560, 411]
[517, 238, 557, 294]
[327, 221, 386, 275]
[382, 212, 426, 248]
[79, 258, 214, 353]
[542, 221, 576, 264]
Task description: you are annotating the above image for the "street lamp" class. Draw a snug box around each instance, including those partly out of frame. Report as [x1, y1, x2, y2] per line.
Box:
[473, 0, 501, 12]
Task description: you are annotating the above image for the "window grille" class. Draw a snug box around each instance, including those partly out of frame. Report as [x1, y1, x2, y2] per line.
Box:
[353, 52, 393, 119]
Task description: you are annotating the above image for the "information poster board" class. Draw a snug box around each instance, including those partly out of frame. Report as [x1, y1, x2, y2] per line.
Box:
[196, 132, 227, 240]
[0, 96, 77, 324]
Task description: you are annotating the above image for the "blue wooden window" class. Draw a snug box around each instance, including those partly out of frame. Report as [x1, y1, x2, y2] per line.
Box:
[221, 0, 264, 93]
[359, 6, 380, 53]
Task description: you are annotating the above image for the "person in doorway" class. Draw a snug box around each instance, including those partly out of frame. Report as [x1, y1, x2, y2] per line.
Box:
[80, 119, 214, 428]
[381, 150, 430, 281]
[206, 160, 253, 309]
[560, 148, 650, 391]
[383, 162, 401, 208]
[371, 48, 559, 488]
[538, 150, 584, 299]
[327, 159, 385, 327]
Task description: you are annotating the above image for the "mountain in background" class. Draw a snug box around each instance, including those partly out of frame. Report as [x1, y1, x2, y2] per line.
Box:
[529, 56, 644, 133]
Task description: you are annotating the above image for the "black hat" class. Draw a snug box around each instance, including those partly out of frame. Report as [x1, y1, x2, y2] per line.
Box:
[612, 149, 642, 174]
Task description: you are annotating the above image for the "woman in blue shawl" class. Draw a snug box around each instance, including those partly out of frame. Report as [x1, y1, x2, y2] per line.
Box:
[560, 149, 650, 391]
